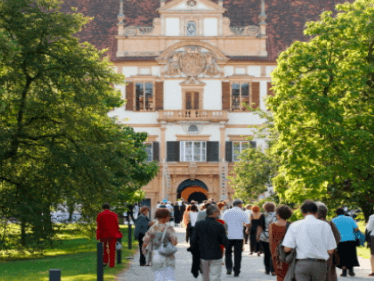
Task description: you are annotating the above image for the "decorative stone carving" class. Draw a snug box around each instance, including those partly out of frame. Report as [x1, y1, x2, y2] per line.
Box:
[230, 26, 260, 36]
[180, 47, 205, 77]
[188, 162, 198, 180]
[163, 46, 221, 78]
[123, 25, 154, 36]
[203, 53, 220, 76]
[187, 0, 197, 7]
[139, 26, 154, 34]
[181, 122, 206, 136]
[123, 26, 138, 36]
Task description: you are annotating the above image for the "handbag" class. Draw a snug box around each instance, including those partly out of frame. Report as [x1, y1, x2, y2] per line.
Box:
[157, 225, 177, 257]
[115, 241, 122, 251]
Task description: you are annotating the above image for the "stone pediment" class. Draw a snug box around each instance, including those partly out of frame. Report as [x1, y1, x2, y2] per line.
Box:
[158, 0, 226, 14]
[160, 45, 225, 79]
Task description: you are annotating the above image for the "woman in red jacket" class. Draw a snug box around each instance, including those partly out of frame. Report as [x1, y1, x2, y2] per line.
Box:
[96, 203, 123, 268]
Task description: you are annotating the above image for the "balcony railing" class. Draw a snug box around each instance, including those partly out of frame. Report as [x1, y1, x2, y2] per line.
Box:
[157, 110, 228, 123]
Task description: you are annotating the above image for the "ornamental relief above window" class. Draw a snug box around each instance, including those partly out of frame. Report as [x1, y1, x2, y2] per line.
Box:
[162, 46, 221, 80]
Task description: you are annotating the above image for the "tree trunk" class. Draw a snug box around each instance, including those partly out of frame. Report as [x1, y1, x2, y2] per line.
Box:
[359, 200, 373, 223]
[20, 219, 26, 246]
[67, 201, 75, 222]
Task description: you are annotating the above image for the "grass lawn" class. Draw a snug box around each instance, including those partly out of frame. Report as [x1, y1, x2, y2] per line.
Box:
[0, 224, 138, 281]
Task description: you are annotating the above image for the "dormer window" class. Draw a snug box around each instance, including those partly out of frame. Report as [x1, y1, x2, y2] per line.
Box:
[186, 21, 197, 36]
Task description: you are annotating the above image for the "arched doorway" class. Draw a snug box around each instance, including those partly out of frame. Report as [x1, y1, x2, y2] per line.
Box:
[177, 179, 208, 203]
[188, 191, 207, 203]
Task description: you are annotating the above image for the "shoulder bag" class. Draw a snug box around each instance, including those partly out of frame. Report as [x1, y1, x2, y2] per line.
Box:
[158, 225, 177, 257]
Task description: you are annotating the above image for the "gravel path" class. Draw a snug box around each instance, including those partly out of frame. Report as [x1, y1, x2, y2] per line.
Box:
[116, 226, 372, 281]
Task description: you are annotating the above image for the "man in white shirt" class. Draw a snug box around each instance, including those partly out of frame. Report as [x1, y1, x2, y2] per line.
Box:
[282, 200, 337, 281]
[367, 213, 374, 276]
[222, 199, 250, 277]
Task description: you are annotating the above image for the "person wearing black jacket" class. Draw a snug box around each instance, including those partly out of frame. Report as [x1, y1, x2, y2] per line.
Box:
[191, 205, 228, 281]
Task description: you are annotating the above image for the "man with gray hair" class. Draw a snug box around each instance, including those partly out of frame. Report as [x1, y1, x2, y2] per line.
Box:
[191, 205, 228, 281]
[222, 199, 250, 277]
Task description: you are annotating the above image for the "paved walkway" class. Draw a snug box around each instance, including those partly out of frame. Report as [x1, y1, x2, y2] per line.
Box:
[117, 226, 372, 281]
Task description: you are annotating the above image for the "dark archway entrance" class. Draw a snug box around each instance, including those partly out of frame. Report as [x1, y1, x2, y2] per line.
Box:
[188, 192, 207, 203]
[177, 179, 208, 203]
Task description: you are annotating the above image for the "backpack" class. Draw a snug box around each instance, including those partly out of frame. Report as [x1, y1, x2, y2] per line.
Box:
[274, 222, 291, 268]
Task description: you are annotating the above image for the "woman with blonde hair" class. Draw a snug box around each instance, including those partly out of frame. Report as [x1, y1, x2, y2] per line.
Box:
[249, 205, 262, 256]
[182, 204, 192, 228]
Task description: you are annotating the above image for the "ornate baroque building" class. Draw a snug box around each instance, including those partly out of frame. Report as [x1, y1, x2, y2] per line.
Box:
[60, 0, 348, 208]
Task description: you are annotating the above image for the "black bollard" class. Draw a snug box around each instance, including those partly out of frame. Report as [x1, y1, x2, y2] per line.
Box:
[128, 222, 132, 249]
[117, 237, 122, 264]
[97, 242, 104, 281]
[49, 269, 61, 281]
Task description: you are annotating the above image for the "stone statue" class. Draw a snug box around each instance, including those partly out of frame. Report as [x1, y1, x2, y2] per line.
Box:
[165, 52, 182, 76]
[203, 52, 220, 77]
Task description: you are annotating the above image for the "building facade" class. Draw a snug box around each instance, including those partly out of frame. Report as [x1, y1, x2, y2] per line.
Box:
[60, 0, 349, 209]
[108, 0, 275, 207]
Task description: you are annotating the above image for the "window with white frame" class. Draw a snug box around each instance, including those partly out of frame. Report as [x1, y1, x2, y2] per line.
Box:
[233, 141, 250, 162]
[180, 141, 206, 162]
[231, 83, 250, 111]
[144, 143, 153, 162]
[135, 82, 154, 111]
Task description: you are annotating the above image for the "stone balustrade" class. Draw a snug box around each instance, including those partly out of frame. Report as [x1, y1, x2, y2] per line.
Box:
[157, 110, 228, 122]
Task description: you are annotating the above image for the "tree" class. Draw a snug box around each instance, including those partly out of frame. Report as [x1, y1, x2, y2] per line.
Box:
[229, 145, 276, 201]
[267, 0, 374, 221]
[0, 0, 158, 252]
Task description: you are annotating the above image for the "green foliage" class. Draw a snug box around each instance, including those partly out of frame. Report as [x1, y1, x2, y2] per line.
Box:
[229, 146, 276, 201]
[267, 0, 374, 221]
[0, 0, 158, 253]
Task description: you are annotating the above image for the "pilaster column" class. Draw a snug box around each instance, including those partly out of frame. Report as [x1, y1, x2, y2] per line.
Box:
[160, 122, 167, 162]
[219, 122, 226, 162]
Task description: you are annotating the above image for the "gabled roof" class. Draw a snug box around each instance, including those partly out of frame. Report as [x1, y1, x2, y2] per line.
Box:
[59, 0, 352, 62]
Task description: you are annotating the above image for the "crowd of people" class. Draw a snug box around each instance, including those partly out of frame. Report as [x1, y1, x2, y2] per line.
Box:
[96, 199, 374, 281]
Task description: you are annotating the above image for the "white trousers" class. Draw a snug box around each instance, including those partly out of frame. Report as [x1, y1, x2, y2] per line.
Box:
[201, 259, 222, 281]
[154, 267, 175, 281]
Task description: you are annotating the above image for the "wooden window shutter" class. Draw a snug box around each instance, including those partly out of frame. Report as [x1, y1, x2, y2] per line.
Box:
[125, 82, 134, 111]
[250, 141, 257, 148]
[207, 141, 219, 162]
[167, 141, 180, 162]
[155, 82, 164, 110]
[193, 92, 199, 109]
[225, 141, 233, 162]
[222, 82, 230, 110]
[268, 82, 275, 96]
[251, 82, 260, 109]
[153, 142, 159, 162]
